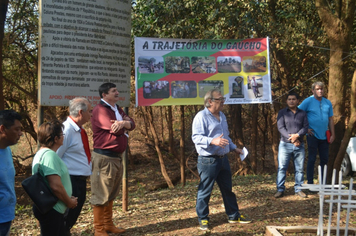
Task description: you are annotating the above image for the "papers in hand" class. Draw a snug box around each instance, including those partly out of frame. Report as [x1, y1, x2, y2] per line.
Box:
[240, 147, 248, 161]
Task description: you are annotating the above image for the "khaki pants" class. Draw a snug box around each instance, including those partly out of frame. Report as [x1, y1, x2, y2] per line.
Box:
[89, 152, 123, 206]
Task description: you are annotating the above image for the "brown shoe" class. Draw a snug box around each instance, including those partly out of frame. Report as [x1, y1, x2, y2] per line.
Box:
[274, 191, 284, 198]
[103, 200, 126, 234]
[295, 191, 307, 198]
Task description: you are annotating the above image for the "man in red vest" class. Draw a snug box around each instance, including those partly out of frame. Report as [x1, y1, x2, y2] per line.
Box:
[90, 83, 135, 235]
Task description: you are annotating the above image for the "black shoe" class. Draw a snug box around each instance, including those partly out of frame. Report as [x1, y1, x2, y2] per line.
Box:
[295, 191, 307, 198]
[274, 191, 284, 198]
[199, 220, 209, 230]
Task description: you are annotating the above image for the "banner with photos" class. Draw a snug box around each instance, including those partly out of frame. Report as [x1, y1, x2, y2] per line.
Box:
[134, 37, 271, 106]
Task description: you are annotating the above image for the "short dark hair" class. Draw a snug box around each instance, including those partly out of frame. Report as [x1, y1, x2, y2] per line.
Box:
[287, 91, 299, 100]
[98, 83, 116, 98]
[0, 110, 22, 129]
[37, 120, 64, 148]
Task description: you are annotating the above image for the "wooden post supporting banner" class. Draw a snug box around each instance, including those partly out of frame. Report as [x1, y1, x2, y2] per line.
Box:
[122, 107, 128, 212]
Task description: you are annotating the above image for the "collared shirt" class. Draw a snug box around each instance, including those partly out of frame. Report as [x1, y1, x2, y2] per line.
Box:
[298, 96, 333, 140]
[57, 117, 92, 176]
[101, 99, 123, 121]
[192, 107, 237, 156]
[91, 101, 135, 153]
[277, 107, 309, 143]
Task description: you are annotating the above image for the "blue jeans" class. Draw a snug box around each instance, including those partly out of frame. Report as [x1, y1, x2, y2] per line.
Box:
[276, 141, 305, 192]
[196, 155, 240, 222]
[0, 221, 11, 236]
[306, 135, 329, 184]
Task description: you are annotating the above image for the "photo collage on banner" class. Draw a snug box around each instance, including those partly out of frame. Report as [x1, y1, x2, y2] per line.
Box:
[134, 37, 271, 106]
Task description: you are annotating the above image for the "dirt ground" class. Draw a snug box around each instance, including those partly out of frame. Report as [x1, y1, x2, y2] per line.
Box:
[11, 137, 356, 235]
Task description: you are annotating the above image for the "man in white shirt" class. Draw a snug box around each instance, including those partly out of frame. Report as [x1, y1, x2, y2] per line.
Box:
[57, 97, 92, 235]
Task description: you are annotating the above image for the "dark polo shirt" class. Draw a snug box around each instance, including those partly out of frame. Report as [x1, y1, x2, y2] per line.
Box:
[277, 107, 309, 143]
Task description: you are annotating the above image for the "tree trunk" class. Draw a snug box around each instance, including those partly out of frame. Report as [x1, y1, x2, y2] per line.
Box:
[326, 43, 348, 182]
[271, 103, 281, 170]
[160, 106, 164, 142]
[315, 0, 356, 182]
[250, 104, 258, 173]
[139, 107, 151, 143]
[258, 104, 268, 173]
[145, 107, 174, 188]
[0, 0, 9, 110]
[179, 105, 185, 186]
[228, 104, 244, 147]
[228, 104, 247, 175]
[236, 104, 244, 147]
[332, 70, 356, 181]
[167, 106, 175, 156]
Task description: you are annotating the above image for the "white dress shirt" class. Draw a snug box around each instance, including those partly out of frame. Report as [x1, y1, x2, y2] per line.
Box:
[57, 117, 92, 176]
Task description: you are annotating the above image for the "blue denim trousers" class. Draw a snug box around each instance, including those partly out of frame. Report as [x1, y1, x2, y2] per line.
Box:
[276, 141, 305, 192]
[196, 155, 240, 222]
[306, 135, 329, 184]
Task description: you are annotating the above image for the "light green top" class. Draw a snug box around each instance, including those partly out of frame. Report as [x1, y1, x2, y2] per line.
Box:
[32, 148, 72, 214]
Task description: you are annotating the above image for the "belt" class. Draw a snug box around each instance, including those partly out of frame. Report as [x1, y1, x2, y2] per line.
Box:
[211, 155, 225, 158]
[94, 148, 122, 158]
[70, 175, 88, 181]
[200, 155, 225, 159]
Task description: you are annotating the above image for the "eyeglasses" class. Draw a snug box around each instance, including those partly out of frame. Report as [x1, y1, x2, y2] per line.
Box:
[212, 97, 226, 102]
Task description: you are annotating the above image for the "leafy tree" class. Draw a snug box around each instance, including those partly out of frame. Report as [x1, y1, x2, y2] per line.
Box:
[0, 0, 353, 182]
[2, 0, 38, 143]
[132, 0, 343, 178]
[315, 0, 356, 182]
[0, 0, 9, 110]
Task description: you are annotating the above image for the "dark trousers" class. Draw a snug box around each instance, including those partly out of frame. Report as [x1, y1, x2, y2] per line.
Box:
[33, 205, 65, 236]
[306, 135, 329, 184]
[64, 175, 87, 234]
[0, 221, 11, 236]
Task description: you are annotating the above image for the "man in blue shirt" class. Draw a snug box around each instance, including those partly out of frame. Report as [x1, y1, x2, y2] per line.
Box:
[192, 88, 251, 231]
[275, 92, 309, 198]
[299, 81, 334, 185]
[0, 110, 23, 236]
